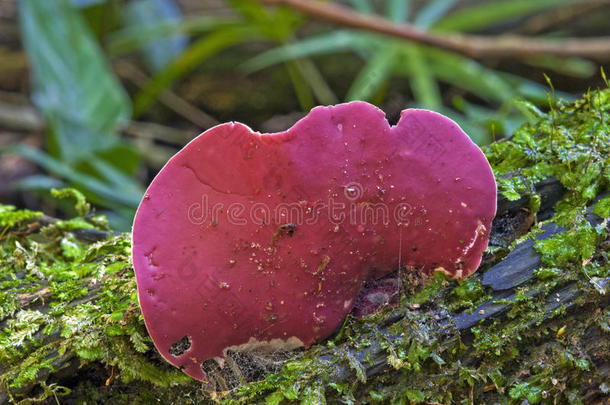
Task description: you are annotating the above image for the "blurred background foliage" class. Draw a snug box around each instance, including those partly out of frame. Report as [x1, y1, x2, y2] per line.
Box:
[0, 0, 608, 229]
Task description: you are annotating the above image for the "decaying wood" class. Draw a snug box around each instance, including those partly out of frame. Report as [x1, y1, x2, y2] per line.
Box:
[1, 176, 608, 404]
[0, 174, 610, 405]
[202, 180, 609, 395]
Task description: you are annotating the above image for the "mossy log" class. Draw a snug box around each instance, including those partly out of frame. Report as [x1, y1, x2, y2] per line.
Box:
[1, 90, 609, 404]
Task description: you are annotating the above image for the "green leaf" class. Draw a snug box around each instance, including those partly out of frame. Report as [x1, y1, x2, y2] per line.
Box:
[514, 100, 545, 124]
[525, 56, 596, 79]
[284, 60, 315, 111]
[397, 45, 441, 108]
[498, 71, 573, 103]
[386, 0, 410, 23]
[292, 58, 338, 105]
[122, 0, 187, 72]
[107, 16, 238, 56]
[496, 177, 524, 200]
[425, 48, 515, 104]
[6, 145, 142, 211]
[96, 140, 141, 176]
[242, 30, 370, 73]
[452, 97, 525, 141]
[594, 196, 610, 219]
[15, 175, 66, 192]
[18, 0, 142, 223]
[265, 391, 285, 405]
[347, 44, 398, 101]
[433, 0, 587, 32]
[349, 0, 373, 14]
[229, 0, 302, 41]
[133, 25, 258, 117]
[534, 267, 562, 280]
[19, 0, 131, 162]
[70, 0, 107, 7]
[414, 0, 459, 28]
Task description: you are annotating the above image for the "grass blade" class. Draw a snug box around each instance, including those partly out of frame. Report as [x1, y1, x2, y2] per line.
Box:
[347, 44, 398, 101]
[242, 30, 370, 73]
[133, 25, 258, 117]
[414, 0, 459, 28]
[107, 17, 238, 56]
[294, 58, 338, 105]
[122, 0, 187, 72]
[285, 60, 315, 111]
[433, 0, 587, 32]
[424, 48, 515, 103]
[229, 0, 302, 41]
[397, 45, 442, 108]
[386, 0, 410, 23]
[6, 145, 142, 210]
[525, 56, 596, 78]
[349, 0, 373, 14]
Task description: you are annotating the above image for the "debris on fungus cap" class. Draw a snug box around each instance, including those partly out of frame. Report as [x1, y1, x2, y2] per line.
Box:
[132, 101, 497, 380]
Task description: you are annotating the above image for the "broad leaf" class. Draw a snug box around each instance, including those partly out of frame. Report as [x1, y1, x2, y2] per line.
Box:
[19, 0, 131, 162]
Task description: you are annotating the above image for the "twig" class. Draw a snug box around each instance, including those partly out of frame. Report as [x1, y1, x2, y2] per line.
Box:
[260, 0, 610, 61]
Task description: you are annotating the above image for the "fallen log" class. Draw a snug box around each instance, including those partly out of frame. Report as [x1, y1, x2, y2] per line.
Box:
[1, 89, 609, 404]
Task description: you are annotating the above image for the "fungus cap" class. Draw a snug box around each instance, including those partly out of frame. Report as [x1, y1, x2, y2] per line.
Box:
[132, 102, 496, 380]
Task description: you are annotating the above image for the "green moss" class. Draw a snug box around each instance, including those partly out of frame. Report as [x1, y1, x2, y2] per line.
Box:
[535, 223, 603, 267]
[0, 205, 42, 229]
[486, 88, 609, 214]
[0, 197, 194, 403]
[594, 195, 610, 218]
[50, 188, 90, 217]
[446, 276, 490, 312]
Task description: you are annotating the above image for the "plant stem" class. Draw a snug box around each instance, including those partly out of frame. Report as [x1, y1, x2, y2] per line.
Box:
[260, 0, 610, 61]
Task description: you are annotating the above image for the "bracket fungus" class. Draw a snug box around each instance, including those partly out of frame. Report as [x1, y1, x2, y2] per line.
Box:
[132, 101, 497, 380]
